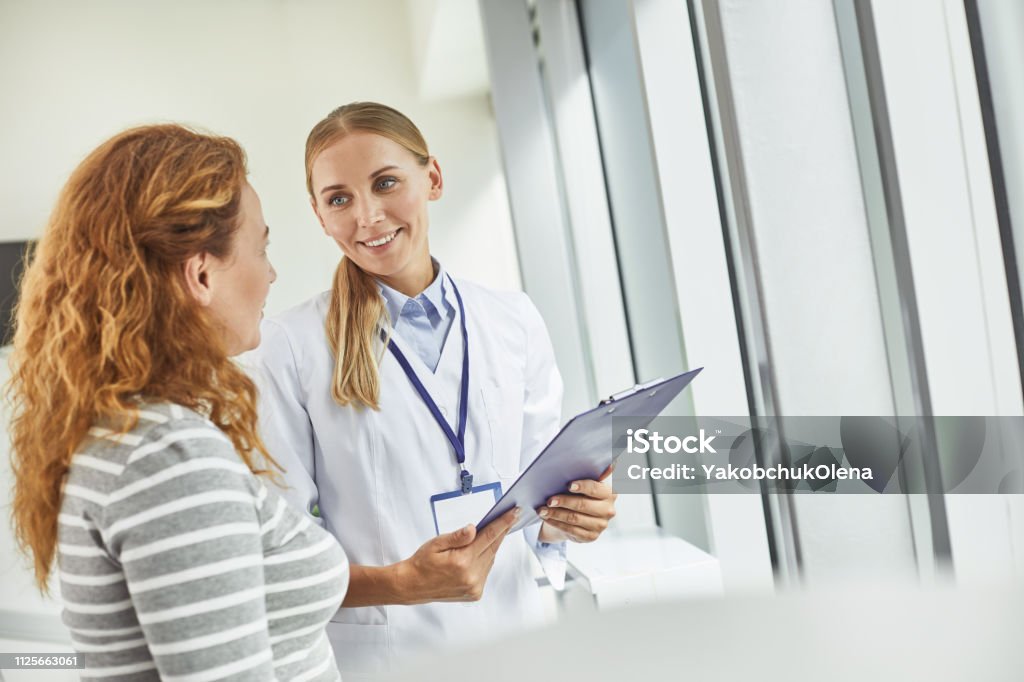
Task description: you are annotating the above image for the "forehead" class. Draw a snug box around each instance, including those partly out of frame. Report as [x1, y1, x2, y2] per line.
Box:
[237, 184, 266, 235]
[311, 132, 417, 183]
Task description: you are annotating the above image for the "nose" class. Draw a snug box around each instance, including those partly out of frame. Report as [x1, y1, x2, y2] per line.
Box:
[354, 194, 385, 230]
[269, 261, 277, 284]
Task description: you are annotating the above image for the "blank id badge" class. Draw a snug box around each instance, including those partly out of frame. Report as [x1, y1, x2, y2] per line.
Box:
[430, 482, 502, 536]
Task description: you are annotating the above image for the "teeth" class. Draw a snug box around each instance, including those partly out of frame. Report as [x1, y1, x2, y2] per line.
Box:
[366, 231, 398, 247]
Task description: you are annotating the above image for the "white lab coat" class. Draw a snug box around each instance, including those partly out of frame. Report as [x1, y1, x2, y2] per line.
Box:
[247, 276, 565, 678]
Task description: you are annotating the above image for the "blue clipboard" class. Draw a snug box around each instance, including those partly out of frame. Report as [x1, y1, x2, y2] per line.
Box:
[477, 367, 703, 533]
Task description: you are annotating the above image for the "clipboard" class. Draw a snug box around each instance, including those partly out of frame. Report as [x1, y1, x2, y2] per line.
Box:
[477, 367, 703, 534]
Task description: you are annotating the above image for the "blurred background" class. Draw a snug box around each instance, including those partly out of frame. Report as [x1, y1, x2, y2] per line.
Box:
[2, 0, 1023, 679]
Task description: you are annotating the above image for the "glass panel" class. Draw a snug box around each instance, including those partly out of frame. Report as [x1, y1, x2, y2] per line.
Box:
[694, 0, 927, 585]
[578, 0, 712, 552]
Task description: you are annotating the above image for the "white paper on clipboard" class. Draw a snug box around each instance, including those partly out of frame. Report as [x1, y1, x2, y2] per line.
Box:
[476, 367, 703, 533]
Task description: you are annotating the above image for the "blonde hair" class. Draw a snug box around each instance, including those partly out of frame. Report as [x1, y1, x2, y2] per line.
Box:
[304, 102, 431, 409]
[8, 124, 279, 591]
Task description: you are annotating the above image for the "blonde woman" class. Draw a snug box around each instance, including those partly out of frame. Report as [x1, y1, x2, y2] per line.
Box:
[9, 125, 347, 680]
[249, 102, 617, 676]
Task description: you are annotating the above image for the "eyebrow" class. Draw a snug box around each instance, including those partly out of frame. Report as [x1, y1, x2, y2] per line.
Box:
[318, 166, 400, 195]
[264, 225, 270, 238]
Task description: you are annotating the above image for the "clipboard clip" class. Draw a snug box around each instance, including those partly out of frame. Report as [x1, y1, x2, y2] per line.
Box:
[600, 377, 666, 405]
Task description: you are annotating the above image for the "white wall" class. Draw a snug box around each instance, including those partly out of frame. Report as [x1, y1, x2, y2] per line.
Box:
[0, 0, 517, 641]
[0, 0, 520, 316]
[0, 347, 66, 626]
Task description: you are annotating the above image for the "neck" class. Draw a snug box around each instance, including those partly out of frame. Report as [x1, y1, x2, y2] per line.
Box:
[379, 257, 436, 298]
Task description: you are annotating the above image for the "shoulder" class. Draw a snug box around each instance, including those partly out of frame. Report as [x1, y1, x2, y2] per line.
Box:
[452, 277, 551, 354]
[450, 276, 541, 328]
[110, 402, 255, 500]
[68, 402, 247, 502]
[269, 290, 331, 329]
[94, 402, 238, 467]
[77, 403, 264, 555]
[260, 291, 330, 344]
[247, 291, 331, 370]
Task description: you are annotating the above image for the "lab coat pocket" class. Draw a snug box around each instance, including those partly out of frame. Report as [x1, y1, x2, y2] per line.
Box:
[481, 381, 525, 479]
[326, 621, 389, 675]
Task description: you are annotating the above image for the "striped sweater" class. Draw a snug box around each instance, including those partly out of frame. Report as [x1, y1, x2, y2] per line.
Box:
[56, 402, 348, 680]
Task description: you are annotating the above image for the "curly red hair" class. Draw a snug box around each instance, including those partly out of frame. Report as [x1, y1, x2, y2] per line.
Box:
[7, 124, 279, 592]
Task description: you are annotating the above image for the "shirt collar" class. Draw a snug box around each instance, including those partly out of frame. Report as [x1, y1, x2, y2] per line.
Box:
[377, 257, 448, 324]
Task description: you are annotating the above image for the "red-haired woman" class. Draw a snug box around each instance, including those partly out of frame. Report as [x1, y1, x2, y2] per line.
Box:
[9, 124, 347, 680]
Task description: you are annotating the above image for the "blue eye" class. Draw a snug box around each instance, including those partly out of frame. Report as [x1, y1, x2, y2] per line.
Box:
[375, 177, 397, 191]
[328, 195, 349, 207]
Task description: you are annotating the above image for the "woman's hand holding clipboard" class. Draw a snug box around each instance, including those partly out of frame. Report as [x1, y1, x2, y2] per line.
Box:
[535, 464, 617, 543]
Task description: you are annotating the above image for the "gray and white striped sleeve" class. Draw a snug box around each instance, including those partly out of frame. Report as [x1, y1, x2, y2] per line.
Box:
[98, 428, 275, 680]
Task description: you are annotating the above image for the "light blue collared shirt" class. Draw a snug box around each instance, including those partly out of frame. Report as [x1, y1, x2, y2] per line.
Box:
[377, 260, 455, 373]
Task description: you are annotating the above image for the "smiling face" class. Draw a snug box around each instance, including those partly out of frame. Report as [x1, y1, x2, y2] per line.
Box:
[309, 131, 442, 296]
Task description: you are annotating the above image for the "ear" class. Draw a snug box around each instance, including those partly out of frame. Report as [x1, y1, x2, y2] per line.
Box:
[183, 252, 214, 306]
[427, 157, 443, 201]
[310, 196, 329, 235]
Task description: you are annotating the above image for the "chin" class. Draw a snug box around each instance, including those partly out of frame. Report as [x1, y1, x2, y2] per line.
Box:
[227, 332, 262, 358]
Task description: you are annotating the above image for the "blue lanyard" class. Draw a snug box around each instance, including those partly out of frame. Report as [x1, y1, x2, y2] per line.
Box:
[380, 277, 473, 494]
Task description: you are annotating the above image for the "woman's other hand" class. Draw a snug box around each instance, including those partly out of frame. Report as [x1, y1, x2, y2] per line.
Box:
[398, 507, 520, 603]
[537, 465, 617, 543]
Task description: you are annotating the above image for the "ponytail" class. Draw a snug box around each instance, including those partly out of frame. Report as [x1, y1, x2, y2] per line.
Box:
[326, 257, 388, 408]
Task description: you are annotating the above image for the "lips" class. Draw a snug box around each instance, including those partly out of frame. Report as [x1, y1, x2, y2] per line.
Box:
[361, 228, 402, 249]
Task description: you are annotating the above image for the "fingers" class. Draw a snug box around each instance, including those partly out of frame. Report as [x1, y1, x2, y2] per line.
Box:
[471, 507, 520, 556]
[546, 491, 615, 514]
[538, 504, 613, 533]
[537, 479, 617, 543]
[564, 478, 615, 500]
[541, 517, 601, 543]
[431, 523, 477, 551]
[598, 464, 615, 482]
